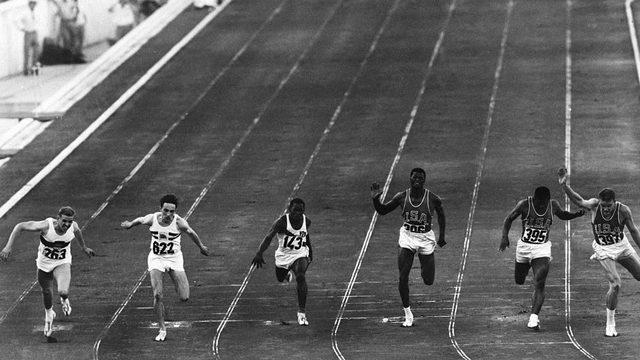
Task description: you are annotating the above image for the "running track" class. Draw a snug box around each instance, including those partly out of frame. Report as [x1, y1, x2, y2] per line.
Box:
[1, 0, 640, 359]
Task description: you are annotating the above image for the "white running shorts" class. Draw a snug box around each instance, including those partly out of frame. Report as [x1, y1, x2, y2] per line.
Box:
[147, 252, 184, 272]
[591, 238, 635, 261]
[275, 248, 309, 269]
[516, 239, 552, 263]
[398, 227, 436, 255]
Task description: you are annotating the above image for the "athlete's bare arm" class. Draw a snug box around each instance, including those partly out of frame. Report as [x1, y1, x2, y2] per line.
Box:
[371, 182, 404, 215]
[252, 216, 286, 268]
[620, 204, 640, 249]
[306, 235, 313, 262]
[72, 221, 95, 257]
[558, 167, 598, 210]
[120, 214, 153, 229]
[551, 199, 586, 220]
[432, 194, 446, 247]
[500, 199, 527, 252]
[0, 219, 49, 260]
[306, 219, 312, 262]
[177, 217, 209, 256]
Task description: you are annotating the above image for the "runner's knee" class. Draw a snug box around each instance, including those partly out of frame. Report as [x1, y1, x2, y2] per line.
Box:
[608, 281, 620, 292]
[399, 274, 410, 284]
[421, 271, 434, 285]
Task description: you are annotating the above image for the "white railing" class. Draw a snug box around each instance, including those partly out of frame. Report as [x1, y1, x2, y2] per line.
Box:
[0, 0, 113, 78]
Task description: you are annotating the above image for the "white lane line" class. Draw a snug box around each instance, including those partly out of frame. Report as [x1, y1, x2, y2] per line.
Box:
[211, 0, 365, 356]
[91, 1, 290, 359]
[330, 1, 457, 359]
[0, 0, 235, 327]
[0, 2, 232, 222]
[563, 0, 596, 358]
[447, 1, 513, 359]
[626, 0, 640, 87]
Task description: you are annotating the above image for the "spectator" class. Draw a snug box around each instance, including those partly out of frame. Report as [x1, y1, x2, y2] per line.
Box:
[50, 0, 85, 62]
[108, 0, 136, 45]
[15, 0, 41, 75]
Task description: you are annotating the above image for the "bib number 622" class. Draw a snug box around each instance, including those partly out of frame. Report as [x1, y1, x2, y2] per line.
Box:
[152, 241, 175, 255]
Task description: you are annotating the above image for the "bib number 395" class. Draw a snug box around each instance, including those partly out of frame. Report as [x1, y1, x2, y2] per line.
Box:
[43, 247, 66, 260]
[522, 228, 548, 243]
[153, 241, 175, 255]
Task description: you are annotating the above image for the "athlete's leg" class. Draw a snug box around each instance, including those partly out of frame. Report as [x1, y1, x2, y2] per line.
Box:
[617, 252, 640, 280]
[599, 258, 621, 336]
[290, 257, 311, 313]
[38, 269, 56, 338]
[599, 258, 621, 310]
[275, 266, 291, 282]
[514, 261, 530, 285]
[149, 269, 167, 334]
[168, 270, 190, 302]
[398, 247, 415, 308]
[37, 269, 54, 310]
[53, 263, 72, 316]
[52, 263, 71, 296]
[417, 253, 435, 285]
[529, 257, 550, 315]
[398, 247, 415, 327]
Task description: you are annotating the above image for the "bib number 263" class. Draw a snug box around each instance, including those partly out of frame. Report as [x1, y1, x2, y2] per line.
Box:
[43, 247, 66, 260]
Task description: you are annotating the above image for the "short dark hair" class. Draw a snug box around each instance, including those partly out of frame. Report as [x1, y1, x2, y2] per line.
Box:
[160, 194, 179, 208]
[598, 188, 616, 202]
[289, 198, 305, 209]
[533, 186, 550, 202]
[410, 168, 426, 177]
[58, 206, 75, 217]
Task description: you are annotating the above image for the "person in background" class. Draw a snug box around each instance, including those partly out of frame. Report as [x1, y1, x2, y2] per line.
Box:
[15, 0, 41, 75]
[108, 0, 136, 45]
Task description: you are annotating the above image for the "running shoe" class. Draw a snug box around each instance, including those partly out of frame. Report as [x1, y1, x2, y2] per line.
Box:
[401, 308, 414, 327]
[44, 309, 56, 337]
[155, 329, 167, 342]
[61, 298, 71, 316]
[527, 317, 540, 331]
[297, 312, 309, 326]
[605, 325, 618, 337]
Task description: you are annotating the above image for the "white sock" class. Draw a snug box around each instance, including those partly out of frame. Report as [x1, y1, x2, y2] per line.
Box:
[606, 308, 615, 327]
[404, 306, 412, 317]
[529, 313, 538, 323]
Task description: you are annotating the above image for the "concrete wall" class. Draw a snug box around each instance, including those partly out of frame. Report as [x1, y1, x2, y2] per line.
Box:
[0, 0, 114, 78]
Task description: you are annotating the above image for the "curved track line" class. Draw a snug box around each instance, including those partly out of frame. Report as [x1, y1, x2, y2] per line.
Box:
[563, 0, 596, 357]
[90, 1, 291, 358]
[447, 1, 513, 358]
[0, 1, 235, 328]
[330, 1, 457, 359]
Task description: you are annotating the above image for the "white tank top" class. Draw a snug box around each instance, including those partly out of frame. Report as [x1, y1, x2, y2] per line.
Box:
[37, 217, 75, 261]
[148, 212, 182, 256]
[275, 214, 308, 257]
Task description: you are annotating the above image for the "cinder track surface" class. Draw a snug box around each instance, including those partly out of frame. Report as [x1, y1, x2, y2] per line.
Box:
[0, 0, 639, 359]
